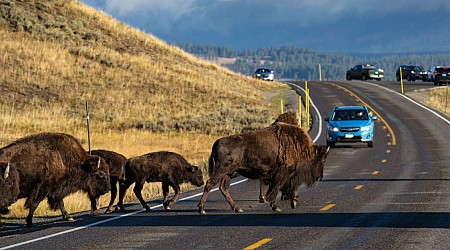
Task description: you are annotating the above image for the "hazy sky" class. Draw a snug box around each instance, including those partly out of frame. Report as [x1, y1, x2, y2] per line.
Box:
[80, 0, 450, 53]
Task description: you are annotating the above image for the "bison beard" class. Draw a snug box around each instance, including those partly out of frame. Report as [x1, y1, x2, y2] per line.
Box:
[0, 132, 111, 227]
[197, 123, 329, 214]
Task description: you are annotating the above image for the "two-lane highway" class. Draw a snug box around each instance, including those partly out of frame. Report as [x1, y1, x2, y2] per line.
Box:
[1, 80, 449, 249]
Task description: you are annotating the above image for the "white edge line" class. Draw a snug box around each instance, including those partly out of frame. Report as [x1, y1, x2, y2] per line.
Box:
[361, 81, 450, 125]
[284, 82, 322, 143]
[1, 179, 249, 249]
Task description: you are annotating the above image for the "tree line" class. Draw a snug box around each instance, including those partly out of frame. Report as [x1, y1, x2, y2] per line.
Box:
[177, 43, 450, 81]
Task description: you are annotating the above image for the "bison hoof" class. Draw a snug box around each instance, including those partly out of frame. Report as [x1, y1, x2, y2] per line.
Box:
[199, 208, 206, 215]
[290, 200, 298, 209]
[66, 217, 75, 222]
[164, 205, 171, 210]
[235, 208, 244, 213]
[90, 210, 101, 215]
[259, 197, 267, 203]
[144, 206, 151, 211]
[272, 206, 281, 212]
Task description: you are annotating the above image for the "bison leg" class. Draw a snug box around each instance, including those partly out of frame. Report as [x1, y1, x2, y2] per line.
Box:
[259, 180, 267, 203]
[57, 200, 74, 222]
[24, 189, 49, 227]
[116, 180, 132, 211]
[220, 174, 243, 213]
[90, 197, 100, 215]
[164, 183, 181, 210]
[198, 174, 224, 214]
[162, 181, 170, 210]
[133, 182, 150, 211]
[105, 178, 119, 213]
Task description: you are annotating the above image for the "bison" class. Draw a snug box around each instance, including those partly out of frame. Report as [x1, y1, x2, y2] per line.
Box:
[90, 149, 127, 214]
[259, 111, 300, 203]
[0, 162, 20, 227]
[197, 122, 329, 214]
[0, 132, 111, 227]
[116, 151, 204, 211]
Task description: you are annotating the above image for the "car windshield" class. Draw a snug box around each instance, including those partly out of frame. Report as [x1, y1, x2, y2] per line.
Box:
[362, 65, 376, 69]
[332, 109, 368, 121]
[414, 66, 424, 71]
[436, 67, 450, 73]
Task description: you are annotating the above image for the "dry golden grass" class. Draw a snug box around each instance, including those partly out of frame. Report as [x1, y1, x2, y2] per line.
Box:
[0, 1, 301, 220]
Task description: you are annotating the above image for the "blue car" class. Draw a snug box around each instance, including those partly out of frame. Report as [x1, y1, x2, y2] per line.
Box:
[324, 106, 377, 148]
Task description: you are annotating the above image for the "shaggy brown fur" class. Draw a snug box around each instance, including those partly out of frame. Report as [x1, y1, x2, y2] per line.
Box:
[0, 132, 111, 227]
[116, 151, 204, 211]
[198, 123, 329, 214]
[90, 150, 127, 213]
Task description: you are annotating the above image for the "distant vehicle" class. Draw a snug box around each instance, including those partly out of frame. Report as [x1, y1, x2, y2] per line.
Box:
[252, 68, 274, 81]
[426, 66, 437, 82]
[324, 106, 377, 148]
[346, 64, 384, 81]
[433, 66, 450, 86]
[396, 65, 428, 82]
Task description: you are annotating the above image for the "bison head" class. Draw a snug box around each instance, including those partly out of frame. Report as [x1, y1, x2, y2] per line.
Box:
[82, 156, 111, 199]
[273, 112, 298, 126]
[187, 165, 204, 187]
[0, 162, 20, 214]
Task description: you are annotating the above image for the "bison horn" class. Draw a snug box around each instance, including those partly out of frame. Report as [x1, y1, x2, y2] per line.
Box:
[326, 146, 330, 153]
[97, 158, 101, 169]
[4, 162, 10, 179]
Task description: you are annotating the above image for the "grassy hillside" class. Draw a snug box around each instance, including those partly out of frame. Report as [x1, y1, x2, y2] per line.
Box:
[0, 0, 290, 219]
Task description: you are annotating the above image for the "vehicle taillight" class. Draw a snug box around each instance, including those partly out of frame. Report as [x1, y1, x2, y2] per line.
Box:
[434, 71, 438, 75]
[367, 70, 371, 74]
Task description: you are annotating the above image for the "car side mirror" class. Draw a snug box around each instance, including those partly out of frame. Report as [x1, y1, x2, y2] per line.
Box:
[371, 116, 378, 120]
[324, 117, 329, 122]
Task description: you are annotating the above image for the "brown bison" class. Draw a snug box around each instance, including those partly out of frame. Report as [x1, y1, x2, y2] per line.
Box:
[116, 151, 204, 211]
[259, 112, 300, 203]
[90, 149, 127, 213]
[0, 132, 111, 227]
[0, 162, 20, 227]
[198, 123, 329, 214]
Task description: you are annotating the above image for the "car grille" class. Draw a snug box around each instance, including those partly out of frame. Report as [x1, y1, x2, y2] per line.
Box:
[340, 127, 360, 132]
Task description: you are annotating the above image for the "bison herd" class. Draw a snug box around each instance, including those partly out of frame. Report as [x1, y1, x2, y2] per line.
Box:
[0, 112, 329, 228]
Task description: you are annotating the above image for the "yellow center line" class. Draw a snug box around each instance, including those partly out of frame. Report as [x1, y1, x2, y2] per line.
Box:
[381, 159, 387, 163]
[354, 185, 364, 190]
[243, 238, 272, 250]
[325, 82, 397, 145]
[320, 203, 336, 211]
[372, 171, 379, 175]
[386, 149, 391, 154]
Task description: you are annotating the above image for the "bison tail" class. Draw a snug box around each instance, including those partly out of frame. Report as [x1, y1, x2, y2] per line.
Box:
[208, 140, 220, 174]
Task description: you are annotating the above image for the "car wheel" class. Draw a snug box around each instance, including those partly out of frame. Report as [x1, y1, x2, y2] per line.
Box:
[361, 74, 367, 81]
[346, 74, 352, 81]
[407, 74, 412, 81]
[396, 75, 400, 81]
[368, 142, 374, 148]
[326, 141, 335, 148]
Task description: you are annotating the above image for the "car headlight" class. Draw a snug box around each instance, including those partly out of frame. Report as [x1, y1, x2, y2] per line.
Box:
[328, 126, 339, 132]
[361, 125, 372, 131]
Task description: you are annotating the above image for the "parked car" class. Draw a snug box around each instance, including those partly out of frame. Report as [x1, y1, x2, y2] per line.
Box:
[252, 68, 274, 81]
[433, 66, 450, 86]
[346, 64, 384, 81]
[396, 65, 428, 82]
[324, 106, 377, 148]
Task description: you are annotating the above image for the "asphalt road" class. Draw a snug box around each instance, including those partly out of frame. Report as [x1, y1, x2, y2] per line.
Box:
[1, 80, 449, 249]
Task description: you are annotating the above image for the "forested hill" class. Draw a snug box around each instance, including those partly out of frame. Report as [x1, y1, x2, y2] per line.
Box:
[177, 43, 450, 81]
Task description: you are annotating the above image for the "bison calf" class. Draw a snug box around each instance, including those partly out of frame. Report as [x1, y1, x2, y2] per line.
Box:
[116, 151, 204, 211]
[90, 150, 127, 214]
[0, 162, 20, 227]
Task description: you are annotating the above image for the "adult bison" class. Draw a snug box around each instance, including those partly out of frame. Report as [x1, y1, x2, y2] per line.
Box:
[90, 149, 127, 213]
[116, 151, 204, 211]
[198, 123, 329, 214]
[259, 111, 299, 203]
[0, 132, 111, 227]
[0, 162, 20, 227]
